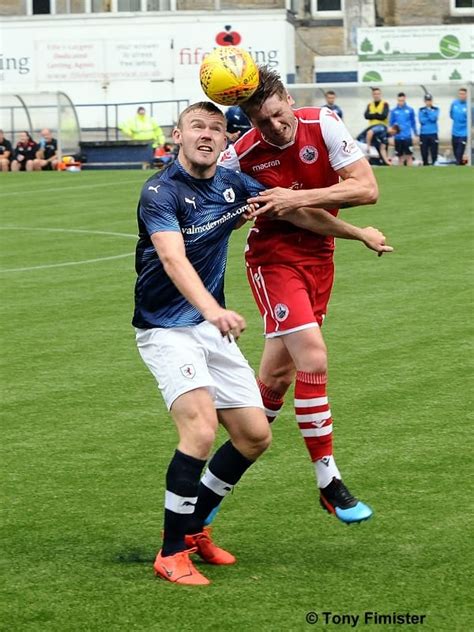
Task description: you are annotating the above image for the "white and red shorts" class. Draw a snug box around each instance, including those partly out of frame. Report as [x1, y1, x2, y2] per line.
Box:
[246, 262, 334, 337]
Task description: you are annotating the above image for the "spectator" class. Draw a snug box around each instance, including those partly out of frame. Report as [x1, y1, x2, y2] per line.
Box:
[357, 124, 400, 166]
[33, 128, 59, 171]
[322, 90, 343, 119]
[418, 94, 440, 166]
[389, 93, 418, 166]
[450, 87, 468, 166]
[0, 130, 13, 172]
[364, 87, 389, 127]
[120, 106, 165, 149]
[225, 105, 252, 143]
[152, 142, 177, 170]
[10, 131, 38, 172]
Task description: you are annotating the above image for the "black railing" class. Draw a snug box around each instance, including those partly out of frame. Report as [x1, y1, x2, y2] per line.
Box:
[0, 98, 189, 142]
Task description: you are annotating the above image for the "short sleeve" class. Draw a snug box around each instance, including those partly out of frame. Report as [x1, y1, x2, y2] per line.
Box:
[218, 144, 241, 171]
[319, 109, 364, 171]
[139, 183, 181, 236]
[238, 171, 266, 198]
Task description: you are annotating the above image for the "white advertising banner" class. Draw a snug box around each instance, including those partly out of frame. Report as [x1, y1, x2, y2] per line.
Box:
[0, 12, 293, 110]
[358, 25, 474, 84]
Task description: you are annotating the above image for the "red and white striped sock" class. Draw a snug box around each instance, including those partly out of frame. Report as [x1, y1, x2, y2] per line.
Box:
[294, 370, 340, 488]
[257, 378, 285, 424]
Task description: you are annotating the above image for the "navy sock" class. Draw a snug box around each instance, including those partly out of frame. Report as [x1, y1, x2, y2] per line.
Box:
[162, 449, 206, 557]
[187, 441, 254, 534]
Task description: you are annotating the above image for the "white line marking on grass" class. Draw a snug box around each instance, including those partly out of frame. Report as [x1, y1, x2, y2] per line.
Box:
[0, 226, 136, 273]
[0, 178, 145, 197]
[1, 252, 134, 273]
[0, 227, 136, 238]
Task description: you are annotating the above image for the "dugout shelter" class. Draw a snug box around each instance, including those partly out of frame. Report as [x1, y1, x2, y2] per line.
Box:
[0, 91, 81, 160]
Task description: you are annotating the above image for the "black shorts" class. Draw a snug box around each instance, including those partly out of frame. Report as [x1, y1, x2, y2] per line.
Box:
[395, 139, 413, 156]
[41, 162, 53, 171]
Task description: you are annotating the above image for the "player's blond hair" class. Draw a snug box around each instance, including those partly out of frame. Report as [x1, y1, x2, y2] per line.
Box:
[177, 101, 225, 129]
[240, 65, 287, 117]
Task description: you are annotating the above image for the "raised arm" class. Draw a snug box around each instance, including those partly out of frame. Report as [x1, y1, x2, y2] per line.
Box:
[273, 207, 393, 255]
[151, 231, 245, 338]
[247, 157, 378, 216]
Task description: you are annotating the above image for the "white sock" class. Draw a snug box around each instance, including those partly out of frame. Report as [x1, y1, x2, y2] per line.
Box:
[315, 455, 341, 489]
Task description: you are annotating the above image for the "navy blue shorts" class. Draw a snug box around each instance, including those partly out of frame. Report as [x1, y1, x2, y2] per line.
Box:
[395, 139, 413, 156]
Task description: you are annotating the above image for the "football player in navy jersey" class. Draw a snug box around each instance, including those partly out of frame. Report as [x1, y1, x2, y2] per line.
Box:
[134, 101, 273, 585]
[133, 101, 392, 585]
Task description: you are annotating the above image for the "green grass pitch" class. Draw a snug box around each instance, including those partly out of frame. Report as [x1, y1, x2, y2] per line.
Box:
[0, 167, 472, 631]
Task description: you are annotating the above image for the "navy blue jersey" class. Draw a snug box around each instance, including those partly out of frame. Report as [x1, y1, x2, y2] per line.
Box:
[133, 160, 265, 329]
[357, 124, 388, 148]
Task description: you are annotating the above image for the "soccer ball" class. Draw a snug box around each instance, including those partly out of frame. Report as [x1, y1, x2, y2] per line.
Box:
[199, 47, 259, 106]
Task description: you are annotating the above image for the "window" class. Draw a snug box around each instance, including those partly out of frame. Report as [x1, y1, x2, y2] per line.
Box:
[55, 0, 86, 13]
[147, 0, 172, 8]
[0, 0, 27, 15]
[33, 0, 50, 12]
[91, 0, 111, 11]
[117, 0, 140, 9]
[450, 0, 474, 14]
[311, 0, 343, 19]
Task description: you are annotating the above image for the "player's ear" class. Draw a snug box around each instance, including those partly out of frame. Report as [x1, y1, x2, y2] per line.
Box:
[287, 92, 295, 106]
[172, 127, 181, 144]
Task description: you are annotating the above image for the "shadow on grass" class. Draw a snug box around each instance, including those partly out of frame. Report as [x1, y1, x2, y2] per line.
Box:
[113, 548, 155, 565]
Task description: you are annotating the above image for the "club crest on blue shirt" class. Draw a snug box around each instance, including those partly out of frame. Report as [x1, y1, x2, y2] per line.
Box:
[274, 303, 289, 322]
[223, 187, 235, 203]
[180, 364, 196, 379]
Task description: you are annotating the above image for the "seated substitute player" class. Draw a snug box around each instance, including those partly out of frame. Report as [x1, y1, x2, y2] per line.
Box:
[33, 128, 59, 171]
[133, 101, 393, 584]
[0, 130, 13, 172]
[219, 65, 388, 525]
[10, 131, 39, 172]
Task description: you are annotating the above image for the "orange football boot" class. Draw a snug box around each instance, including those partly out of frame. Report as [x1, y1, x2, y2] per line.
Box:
[153, 547, 210, 585]
[184, 526, 236, 565]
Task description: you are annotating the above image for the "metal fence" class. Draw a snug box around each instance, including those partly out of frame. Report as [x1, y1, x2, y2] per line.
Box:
[0, 98, 190, 143]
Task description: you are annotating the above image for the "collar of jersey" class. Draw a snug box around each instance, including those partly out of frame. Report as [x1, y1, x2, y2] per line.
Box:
[261, 116, 299, 150]
[175, 158, 215, 182]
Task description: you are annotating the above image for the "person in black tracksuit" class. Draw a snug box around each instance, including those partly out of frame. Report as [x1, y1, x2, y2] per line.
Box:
[418, 94, 440, 166]
[11, 131, 39, 172]
[0, 129, 13, 172]
[33, 128, 59, 171]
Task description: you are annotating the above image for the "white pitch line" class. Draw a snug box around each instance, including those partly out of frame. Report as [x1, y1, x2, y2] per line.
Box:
[0, 226, 137, 273]
[0, 178, 146, 197]
[1, 252, 134, 273]
[0, 226, 136, 239]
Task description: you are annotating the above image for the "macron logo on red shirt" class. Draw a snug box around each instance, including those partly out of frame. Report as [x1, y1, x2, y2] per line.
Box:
[252, 159, 281, 172]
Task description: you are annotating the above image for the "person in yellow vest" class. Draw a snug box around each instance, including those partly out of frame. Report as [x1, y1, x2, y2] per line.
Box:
[364, 87, 389, 127]
[120, 106, 165, 148]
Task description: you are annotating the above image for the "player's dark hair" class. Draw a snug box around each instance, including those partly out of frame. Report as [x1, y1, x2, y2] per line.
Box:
[391, 124, 400, 133]
[397, 92, 406, 97]
[325, 90, 336, 96]
[239, 65, 287, 117]
[371, 87, 381, 92]
[177, 101, 225, 128]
